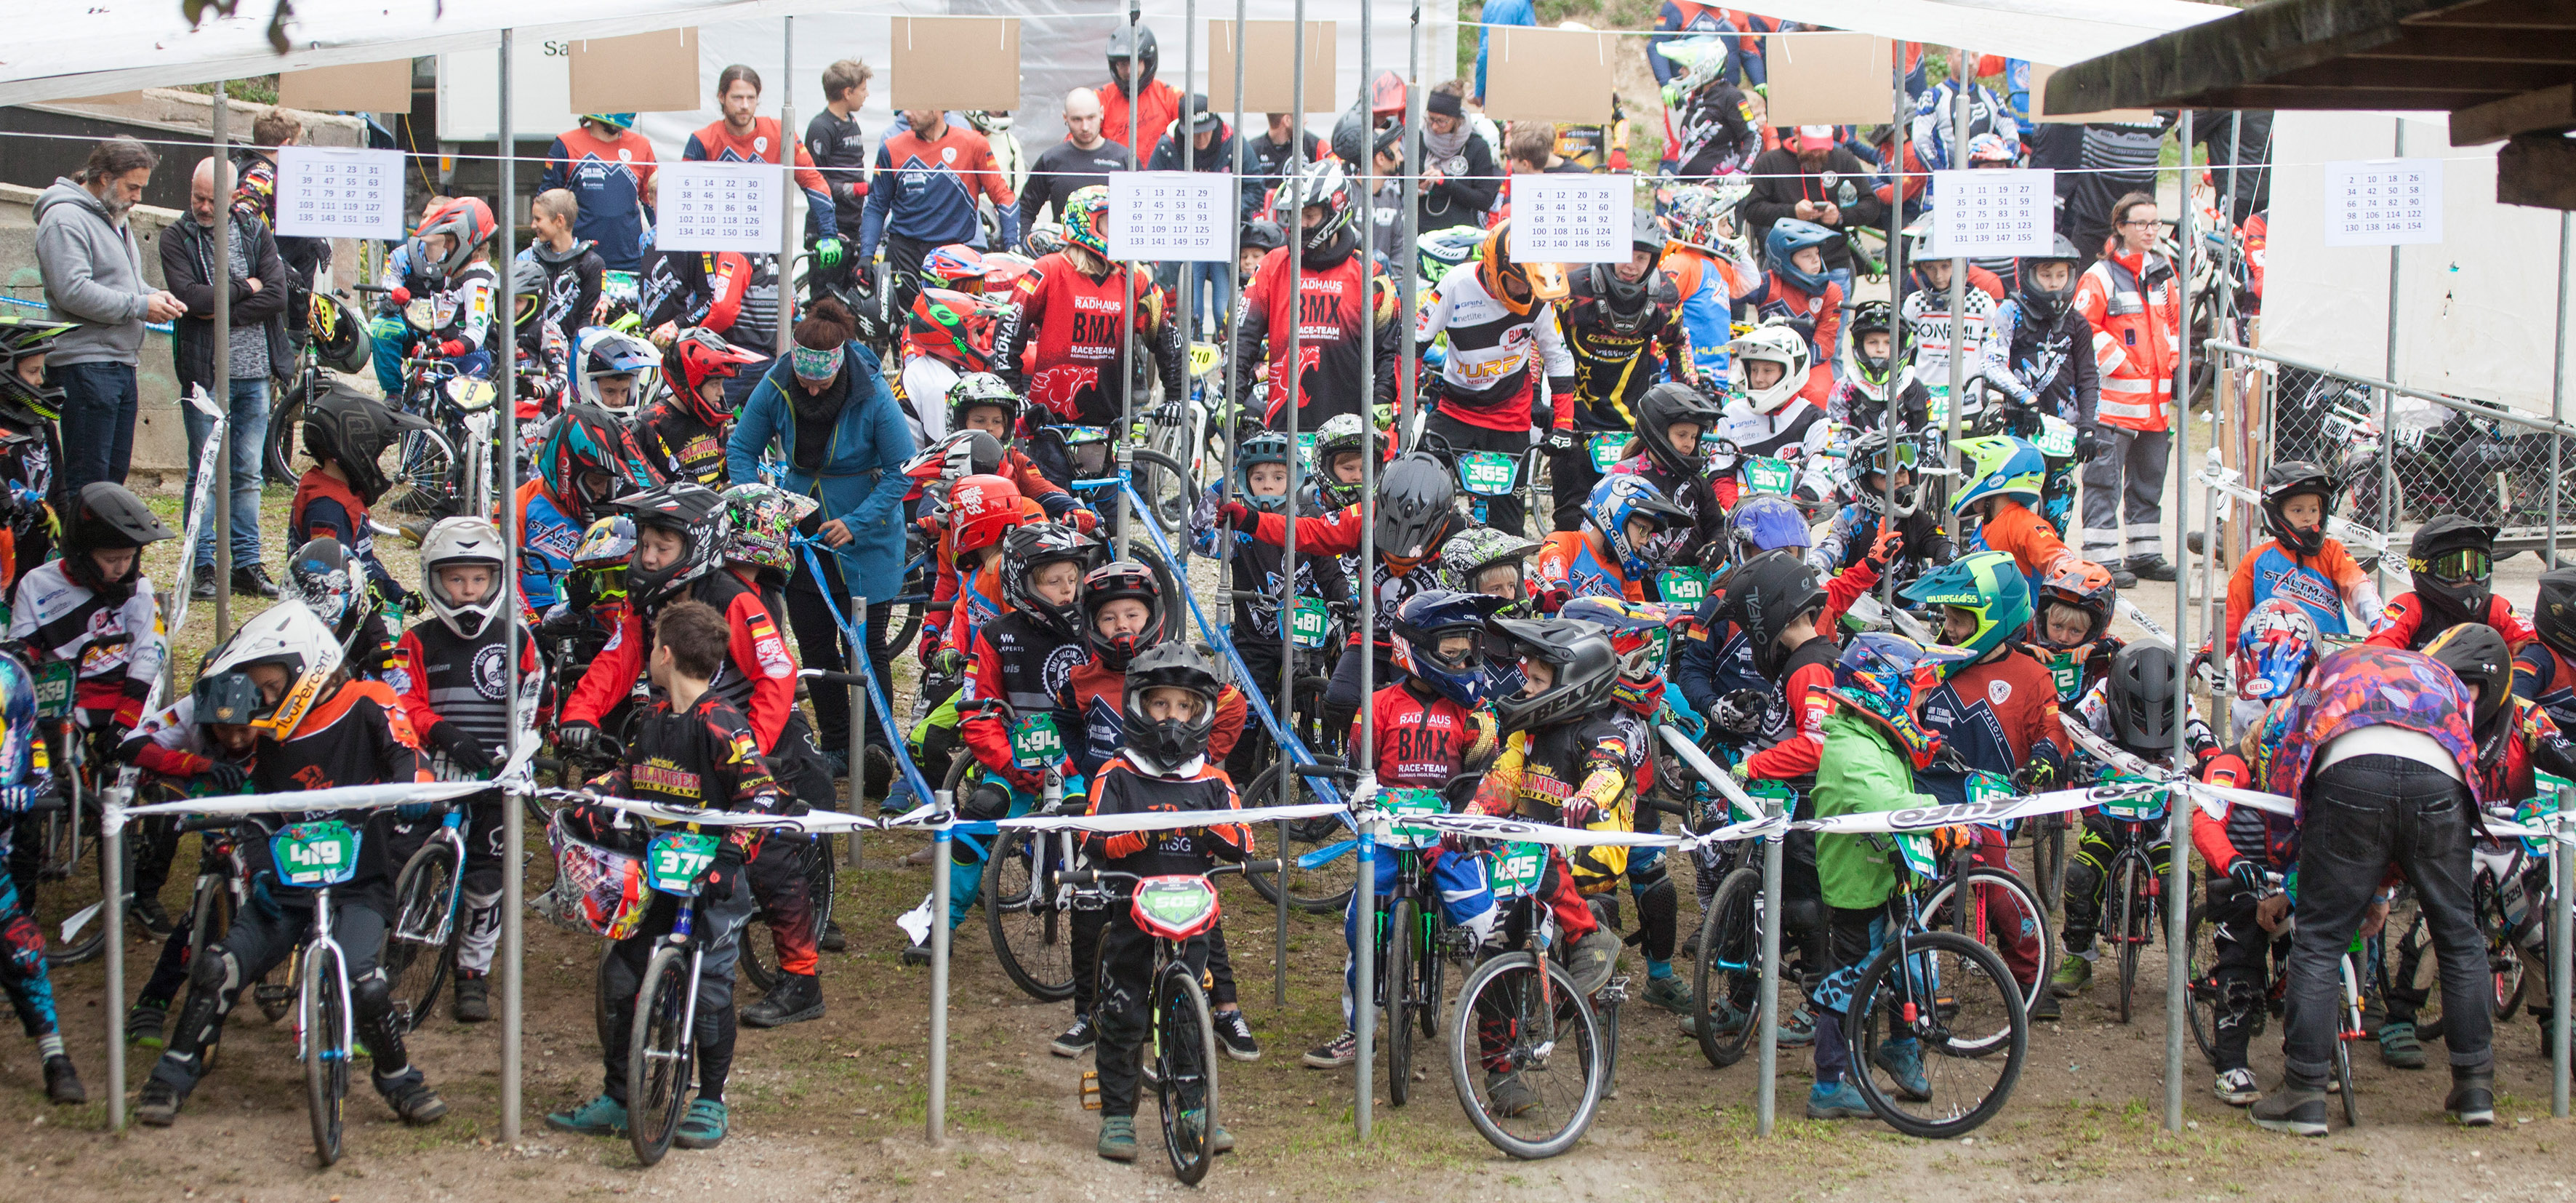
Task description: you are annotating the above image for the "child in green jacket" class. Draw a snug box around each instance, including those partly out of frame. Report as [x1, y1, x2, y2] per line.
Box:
[1806, 632, 1964, 1119]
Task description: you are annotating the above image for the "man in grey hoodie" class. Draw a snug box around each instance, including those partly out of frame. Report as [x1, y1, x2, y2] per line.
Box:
[35, 137, 186, 491]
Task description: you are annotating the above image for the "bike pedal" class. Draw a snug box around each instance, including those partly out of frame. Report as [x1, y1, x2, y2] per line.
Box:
[1599, 975, 1631, 1004]
[1078, 1070, 1102, 1111]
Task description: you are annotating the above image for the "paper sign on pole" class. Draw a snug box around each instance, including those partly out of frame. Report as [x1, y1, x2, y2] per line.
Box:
[569, 28, 702, 115]
[1481, 25, 1615, 126]
[891, 17, 1021, 113]
[1929, 169, 2055, 257]
[1510, 173, 1628, 264]
[1207, 21, 1338, 114]
[1764, 33, 1891, 127]
[657, 161, 780, 253]
[276, 60, 414, 113]
[1108, 172, 1231, 261]
[272, 146, 406, 240]
[2323, 159, 2444, 247]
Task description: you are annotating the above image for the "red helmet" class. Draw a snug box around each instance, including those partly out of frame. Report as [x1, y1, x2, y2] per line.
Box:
[662, 328, 768, 425]
[921, 244, 989, 293]
[907, 288, 1000, 372]
[413, 196, 496, 279]
[947, 473, 1025, 554]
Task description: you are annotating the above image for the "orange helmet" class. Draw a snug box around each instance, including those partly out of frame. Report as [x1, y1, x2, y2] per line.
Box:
[1476, 218, 1569, 316]
[947, 473, 1026, 554]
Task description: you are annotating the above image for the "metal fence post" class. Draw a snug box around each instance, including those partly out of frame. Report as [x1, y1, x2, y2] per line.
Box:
[2556, 783, 2571, 1118]
[848, 591, 867, 867]
[2551, 213, 2568, 569]
[102, 806, 124, 1132]
[1353, 0, 1377, 1144]
[494, 28, 523, 1143]
[2163, 108, 2195, 1138]
[210, 85, 232, 640]
[928, 788, 953, 1146]
[1756, 829, 1783, 1136]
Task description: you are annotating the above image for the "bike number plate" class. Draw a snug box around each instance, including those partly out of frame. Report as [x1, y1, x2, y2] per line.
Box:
[1297, 432, 1319, 465]
[1381, 787, 1446, 850]
[1741, 779, 1795, 822]
[1488, 841, 1547, 900]
[1010, 714, 1065, 770]
[645, 832, 722, 895]
[1744, 456, 1796, 496]
[1588, 432, 1630, 473]
[1290, 598, 1333, 649]
[1458, 451, 1519, 496]
[271, 820, 361, 888]
[1925, 385, 1949, 428]
[2035, 415, 2078, 459]
[1188, 342, 1222, 377]
[31, 660, 72, 720]
[1895, 833, 1941, 881]
[2045, 650, 2084, 703]
[1965, 770, 2018, 829]
[2097, 772, 2168, 823]
[1132, 876, 1219, 940]
[1658, 567, 1709, 606]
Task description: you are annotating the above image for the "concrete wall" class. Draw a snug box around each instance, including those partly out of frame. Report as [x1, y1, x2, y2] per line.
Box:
[0, 182, 190, 486]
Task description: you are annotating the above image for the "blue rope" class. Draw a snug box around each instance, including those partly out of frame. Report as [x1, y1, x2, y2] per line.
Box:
[795, 538, 940, 808]
[0, 293, 174, 334]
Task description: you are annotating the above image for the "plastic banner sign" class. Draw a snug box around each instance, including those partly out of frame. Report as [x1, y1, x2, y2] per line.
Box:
[1290, 599, 1333, 650]
[1109, 172, 1230, 262]
[1381, 786, 1447, 850]
[272, 147, 406, 240]
[1928, 169, 2056, 257]
[1488, 841, 1549, 899]
[1458, 451, 1519, 496]
[1895, 833, 1941, 881]
[1742, 779, 1795, 823]
[1588, 432, 1630, 472]
[1743, 456, 1797, 496]
[2324, 159, 2444, 247]
[1509, 173, 1629, 264]
[271, 820, 361, 888]
[645, 831, 721, 895]
[1658, 567, 1709, 607]
[657, 161, 780, 254]
[1010, 714, 1064, 769]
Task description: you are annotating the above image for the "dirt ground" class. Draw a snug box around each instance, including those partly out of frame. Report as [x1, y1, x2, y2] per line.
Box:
[3, 470, 2564, 1202]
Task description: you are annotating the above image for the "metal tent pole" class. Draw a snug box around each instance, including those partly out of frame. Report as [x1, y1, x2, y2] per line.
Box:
[496, 27, 526, 1144]
[779, 17, 798, 357]
[103, 810, 124, 1131]
[2554, 783, 2571, 1117]
[1397, 0, 1422, 436]
[1116, 2, 1141, 542]
[1882, 41, 1904, 582]
[212, 86, 232, 639]
[928, 791, 952, 1144]
[2162, 109, 2194, 1137]
[2552, 212, 2568, 569]
[1353, 0, 1376, 1143]
[2378, 119, 2402, 597]
[1277, 1, 1308, 943]
[1756, 828, 1781, 1135]
[1942, 49, 1969, 545]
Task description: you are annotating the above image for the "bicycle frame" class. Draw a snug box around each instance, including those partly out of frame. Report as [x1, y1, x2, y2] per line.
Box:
[392, 804, 469, 948]
[296, 882, 356, 1071]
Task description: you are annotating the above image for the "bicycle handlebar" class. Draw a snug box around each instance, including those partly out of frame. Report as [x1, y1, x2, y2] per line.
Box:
[1058, 860, 1283, 887]
[798, 669, 870, 687]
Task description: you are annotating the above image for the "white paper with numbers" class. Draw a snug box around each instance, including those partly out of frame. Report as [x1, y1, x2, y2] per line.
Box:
[2323, 159, 2443, 247]
[657, 161, 781, 254]
[1509, 173, 1628, 263]
[1929, 169, 2056, 257]
[271, 146, 406, 241]
[1108, 172, 1230, 261]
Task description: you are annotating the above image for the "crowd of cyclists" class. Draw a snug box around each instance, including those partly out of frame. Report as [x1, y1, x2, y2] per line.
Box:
[0, 23, 2553, 1175]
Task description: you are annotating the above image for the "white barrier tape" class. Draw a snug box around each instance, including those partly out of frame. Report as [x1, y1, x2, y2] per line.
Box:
[109, 778, 491, 834]
[577, 796, 878, 834]
[1658, 724, 1778, 821]
[1410, 810, 1699, 849]
[875, 798, 1349, 835]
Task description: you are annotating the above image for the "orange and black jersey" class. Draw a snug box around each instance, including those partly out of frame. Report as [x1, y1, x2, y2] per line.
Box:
[1085, 754, 1248, 876]
[244, 679, 431, 898]
[590, 690, 782, 859]
[292, 468, 415, 609]
[635, 398, 728, 488]
[1052, 658, 1251, 782]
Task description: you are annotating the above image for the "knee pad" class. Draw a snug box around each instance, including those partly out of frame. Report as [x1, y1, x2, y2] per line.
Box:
[962, 778, 1014, 823]
[1627, 855, 1670, 895]
[1632, 871, 1675, 915]
[352, 967, 393, 1018]
[190, 944, 241, 996]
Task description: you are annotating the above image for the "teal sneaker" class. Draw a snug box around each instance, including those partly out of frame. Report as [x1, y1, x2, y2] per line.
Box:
[2378, 1021, 2426, 1069]
[1807, 1079, 1871, 1120]
[1640, 975, 1697, 1016]
[1097, 1115, 1139, 1162]
[544, 1093, 627, 1137]
[1677, 998, 1749, 1039]
[1873, 1037, 1931, 1102]
[673, 1098, 729, 1149]
[1775, 1004, 1817, 1049]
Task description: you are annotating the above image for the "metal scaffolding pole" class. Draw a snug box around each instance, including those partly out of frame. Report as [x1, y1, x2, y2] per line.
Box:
[1352, 0, 1376, 1143]
[2162, 109, 2194, 1136]
[496, 26, 526, 1143]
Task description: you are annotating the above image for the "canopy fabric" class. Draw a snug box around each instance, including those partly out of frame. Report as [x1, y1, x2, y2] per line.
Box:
[1720, 0, 2234, 69]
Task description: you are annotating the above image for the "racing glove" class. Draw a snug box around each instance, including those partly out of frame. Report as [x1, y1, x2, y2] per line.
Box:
[702, 840, 747, 902]
[430, 720, 497, 775]
[2074, 428, 2105, 463]
[816, 238, 846, 270]
[1546, 429, 1575, 452]
[556, 721, 598, 756]
[931, 648, 969, 678]
[2227, 858, 2266, 900]
[437, 339, 470, 359]
[1860, 524, 1903, 577]
[1217, 499, 1255, 529]
[198, 761, 249, 795]
[1559, 795, 1598, 827]
[1067, 508, 1099, 535]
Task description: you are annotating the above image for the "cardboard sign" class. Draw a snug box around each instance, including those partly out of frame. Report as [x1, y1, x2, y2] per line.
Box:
[2324, 159, 2444, 247]
[1930, 169, 2057, 257]
[1108, 172, 1231, 262]
[1764, 33, 1893, 127]
[1208, 20, 1338, 115]
[890, 17, 1021, 113]
[657, 161, 780, 253]
[276, 60, 415, 113]
[568, 28, 702, 116]
[1481, 25, 1616, 125]
[1510, 172, 1629, 264]
[272, 146, 406, 240]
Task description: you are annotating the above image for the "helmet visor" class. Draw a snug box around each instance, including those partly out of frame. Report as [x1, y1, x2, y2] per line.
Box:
[2417, 547, 2492, 585]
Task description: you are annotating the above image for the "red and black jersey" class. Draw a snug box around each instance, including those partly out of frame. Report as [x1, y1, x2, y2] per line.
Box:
[1085, 754, 1248, 874]
[1742, 636, 1841, 783]
[635, 399, 728, 488]
[563, 566, 797, 753]
[292, 468, 411, 607]
[1914, 648, 2069, 807]
[590, 689, 782, 858]
[1229, 244, 1401, 427]
[244, 679, 430, 898]
[1053, 658, 1250, 783]
[2514, 642, 2576, 730]
[390, 617, 541, 755]
[2365, 592, 2538, 655]
[1355, 679, 1485, 788]
[959, 610, 1091, 791]
[993, 251, 1183, 425]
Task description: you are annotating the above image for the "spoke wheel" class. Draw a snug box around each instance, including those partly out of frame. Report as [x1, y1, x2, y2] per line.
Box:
[1917, 865, 2053, 1023]
[302, 942, 350, 1167]
[1448, 951, 1604, 1159]
[1387, 898, 1417, 1106]
[1240, 762, 1358, 913]
[2117, 858, 2151, 1025]
[2186, 900, 2225, 1067]
[627, 945, 693, 1167]
[987, 829, 1076, 1001]
[1849, 930, 2026, 1140]
[1691, 867, 1763, 1069]
[383, 839, 460, 1032]
[1152, 959, 1220, 1185]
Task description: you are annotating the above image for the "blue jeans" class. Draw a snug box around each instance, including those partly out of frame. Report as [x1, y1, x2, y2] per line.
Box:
[1155, 260, 1233, 337]
[181, 377, 270, 569]
[50, 360, 138, 491]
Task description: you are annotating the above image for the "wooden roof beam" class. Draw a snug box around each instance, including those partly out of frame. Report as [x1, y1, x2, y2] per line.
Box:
[2454, 83, 2576, 145]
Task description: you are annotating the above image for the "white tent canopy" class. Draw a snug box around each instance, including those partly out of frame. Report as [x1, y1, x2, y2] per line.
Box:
[1719, 0, 2232, 68]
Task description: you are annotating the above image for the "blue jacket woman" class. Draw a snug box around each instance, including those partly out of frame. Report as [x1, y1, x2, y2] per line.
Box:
[725, 324, 915, 598]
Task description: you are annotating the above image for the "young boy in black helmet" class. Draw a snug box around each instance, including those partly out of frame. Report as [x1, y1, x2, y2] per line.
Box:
[291, 385, 428, 618]
[2516, 566, 2576, 728]
[1827, 300, 1932, 437]
[1193, 429, 1352, 779]
[1083, 641, 1251, 1164]
[1980, 235, 2102, 465]
[1600, 381, 1729, 564]
[2365, 515, 2535, 652]
[1550, 212, 1697, 533]
[0, 317, 69, 588]
[117, 668, 262, 1052]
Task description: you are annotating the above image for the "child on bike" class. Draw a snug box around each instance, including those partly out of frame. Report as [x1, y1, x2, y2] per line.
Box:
[1599, 383, 1730, 568]
[545, 600, 778, 1151]
[1534, 475, 1690, 612]
[2365, 515, 2534, 652]
[1829, 300, 1933, 436]
[1947, 434, 2082, 597]
[0, 652, 83, 1104]
[0, 318, 67, 590]
[1083, 642, 1251, 1164]
[637, 327, 766, 487]
[1807, 632, 1961, 1119]
[409, 197, 501, 379]
[1303, 413, 1379, 593]
[912, 473, 1036, 786]
[118, 669, 261, 1052]
[2025, 560, 2122, 706]
[1712, 324, 1838, 506]
[1809, 428, 1951, 593]
[518, 403, 657, 612]
[1560, 596, 1699, 1017]
[946, 372, 1092, 527]
[292, 386, 429, 618]
[1466, 618, 1629, 987]
[138, 602, 447, 1129]
[1192, 431, 1352, 781]
[1440, 525, 1543, 612]
[1304, 591, 1505, 1071]
[2224, 462, 2382, 652]
[2516, 567, 2576, 727]
[390, 517, 538, 1023]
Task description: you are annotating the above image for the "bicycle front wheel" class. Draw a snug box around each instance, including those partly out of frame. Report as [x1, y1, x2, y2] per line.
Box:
[302, 941, 350, 1166]
[627, 944, 694, 1167]
[2186, 900, 2224, 1067]
[1240, 762, 1358, 914]
[1386, 898, 1417, 1106]
[987, 829, 1076, 1002]
[1448, 951, 1604, 1159]
[1152, 959, 1220, 1185]
[1691, 866, 1763, 1069]
[2116, 856, 2149, 1025]
[1849, 930, 2026, 1140]
[383, 838, 461, 1032]
[1917, 865, 2053, 1021]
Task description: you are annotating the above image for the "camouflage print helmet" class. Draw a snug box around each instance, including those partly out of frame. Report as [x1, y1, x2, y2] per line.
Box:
[721, 482, 822, 572]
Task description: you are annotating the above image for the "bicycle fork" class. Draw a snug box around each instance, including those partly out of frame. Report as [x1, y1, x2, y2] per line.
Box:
[300, 889, 355, 1066]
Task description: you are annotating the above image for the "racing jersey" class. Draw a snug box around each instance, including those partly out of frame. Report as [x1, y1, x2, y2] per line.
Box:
[1981, 298, 2099, 427]
[1192, 488, 1352, 642]
[1557, 265, 1693, 429]
[589, 690, 782, 860]
[1240, 503, 1448, 649]
[1901, 281, 1994, 392]
[244, 679, 429, 900]
[1710, 394, 1836, 500]
[1968, 497, 2081, 598]
[2514, 642, 2576, 729]
[390, 615, 542, 757]
[2224, 536, 2380, 642]
[1740, 636, 1842, 783]
[1356, 679, 1489, 789]
[2240, 644, 2477, 812]
[681, 116, 835, 233]
[1052, 659, 1249, 783]
[539, 124, 659, 271]
[958, 610, 1089, 792]
[1604, 452, 1730, 569]
[510, 479, 587, 612]
[518, 239, 604, 355]
[1533, 529, 1644, 607]
[644, 250, 775, 345]
[1911, 647, 2069, 808]
[1659, 244, 1758, 383]
[994, 250, 1181, 426]
[9, 558, 164, 725]
[564, 567, 797, 754]
[1469, 716, 1634, 893]
[1230, 241, 1400, 428]
[1417, 260, 1575, 433]
[860, 124, 1018, 257]
[1086, 756, 1248, 875]
[635, 399, 729, 488]
[2364, 592, 2537, 654]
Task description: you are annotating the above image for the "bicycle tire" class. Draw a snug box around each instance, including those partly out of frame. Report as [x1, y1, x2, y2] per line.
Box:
[380, 424, 462, 519]
[738, 835, 833, 994]
[267, 388, 310, 485]
[1849, 930, 2026, 1140]
[1125, 449, 1197, 543]
[2335, 1036, 2360, 1128]
[987, 829, 1076, 1002]
[1448, 950, 1604, 1159]
[382, 839, 461, 1033]
[1917, 864, 2054, 1022]
[627, 943, 693, 1167]
[1240, 761, 1358, 913]
[1691, 867, 1763, 1070]
[31, 799, 107, 968]
[302, 941, 350, 1167]
[1152, 959, 1220, 1185]
[2186, 900, 2224, 1068]
[2116, 856, 2146, 1025]
[1387, 898, 1417, 1106]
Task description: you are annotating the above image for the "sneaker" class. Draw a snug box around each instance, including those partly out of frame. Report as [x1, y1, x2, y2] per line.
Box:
[233, 563, 281, 599]
[741, 972, 824, 1028]
[902, 844, 939, 867]
[130, 897, 175, 937]
[1484, 1071, 1540, 1118]
[1806, 1079, 1871, 1120]
[1872, 1037, 1931, 1103]
[2050, 956, 2093, 998]
[41, 1056, 84, 1106]
[2028, 990, 2061, 1021]
[452, 972, 491, 1023]
[189, 566, 217, 602]
[382, 1078, 449, 1126]
[1640, 975, 1696, 1016]
[2447, 1071, 2496, 1127]
[1677, 998, 1749, 1040]
[901, 939, 932, 967]
[2215, 1068, 2261, 1106]
[1776, 1004, 1818, 1049]
[674, 1098, 730, 1148]
[2378, 1020, 2426, 1069]
[1178, 1108, 1235, 1155]
[864, 746, 894, 799]
[1566, 927, 1621, 996]
[1051, 1015, 1096, 1058]
[545, 1093, 629, 1136]
[127, 1001, 168, 1049]
[136, 1079, 184, 1127]
[2250, 1084, 2328, 1136]
[1213, 1008, 1261, 1061]
[819, 919, 847, 954]
[2127, 555, 2178, 583]
[1301, 1031, 1357, 1068]
[1096, 1115, 1139, 1162]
